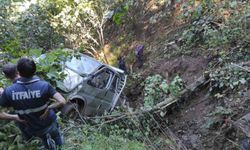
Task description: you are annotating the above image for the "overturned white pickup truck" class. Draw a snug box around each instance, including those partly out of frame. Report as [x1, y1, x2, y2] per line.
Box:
[56, 54, 127, 118]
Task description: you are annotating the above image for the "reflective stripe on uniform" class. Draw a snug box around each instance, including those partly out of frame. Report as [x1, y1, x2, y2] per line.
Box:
[16, 104, 48, 115]
[16, 79, 40, 84]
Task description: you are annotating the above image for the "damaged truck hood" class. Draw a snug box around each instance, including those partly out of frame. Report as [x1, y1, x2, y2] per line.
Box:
[58, 55, 102, 92]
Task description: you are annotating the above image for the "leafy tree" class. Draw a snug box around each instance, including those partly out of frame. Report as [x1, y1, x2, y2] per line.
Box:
[44, 0, 119, 63]
[0, 0, 20, 54]
[16, 3, 64, 50]
[1, 0, 64, 55]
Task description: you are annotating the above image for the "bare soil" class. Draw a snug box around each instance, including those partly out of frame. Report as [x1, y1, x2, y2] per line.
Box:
[153, 56, 208, 84]
[168, 86, 250, 149]
[106, 1, 250, 149]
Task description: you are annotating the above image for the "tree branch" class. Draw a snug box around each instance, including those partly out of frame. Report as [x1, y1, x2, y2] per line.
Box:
[231, 63, 250, 73]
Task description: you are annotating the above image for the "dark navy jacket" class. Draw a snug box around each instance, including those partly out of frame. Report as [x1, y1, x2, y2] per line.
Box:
[0, 76, 57, 132]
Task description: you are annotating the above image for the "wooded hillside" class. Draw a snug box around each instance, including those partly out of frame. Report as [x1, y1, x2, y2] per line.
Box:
[0, 0, 249, 149]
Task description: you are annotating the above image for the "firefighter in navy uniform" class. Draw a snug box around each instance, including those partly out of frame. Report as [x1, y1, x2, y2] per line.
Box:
[0, 58, 66, 149]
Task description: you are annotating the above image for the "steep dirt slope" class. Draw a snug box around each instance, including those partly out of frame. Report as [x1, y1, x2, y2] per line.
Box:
[105, 1, 250, 149]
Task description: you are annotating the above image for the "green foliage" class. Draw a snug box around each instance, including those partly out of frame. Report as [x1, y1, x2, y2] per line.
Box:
[0, 0, 20, 52]
[63, 124, 146, 150]
[202, 118, 216, 129]
[181, 16, 244, 49]
[143, 74, 184, 108]
[179, 0, 215, 21]
[17, 4, 63, 50]
[125, 72, 142, 95]
[1, 39, 23, 58]
[209, 64, 250, 92]
[209, 106, 233, 116]
[0, 1, 63, 51]
[169, 75, 184, 97]
[203, 107, 233, 129]
[180, 0, 250, 55]
[32, 48, 71, 86]
[0, 74, 11, 87]
[179, 0, 241, 21]
[46, 0, 119, 53]
[143, 74, 168, 108]
[112, 5, 129, 25]
[89, 107, 180, 149]
[0, 48, 71, 87]
[0, 121, 40, 150]
[87, 111, 174, 149]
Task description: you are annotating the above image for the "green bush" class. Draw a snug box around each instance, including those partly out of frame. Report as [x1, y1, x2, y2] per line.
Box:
[143, 74, 184, 108]
[112, 5, 129, 25]
[0, 121, 40, 150]
[63, 124, 146, 150]
[209, 64, 250, 91]
[32, 48, 71, 86]
[180, 0, 249, 52]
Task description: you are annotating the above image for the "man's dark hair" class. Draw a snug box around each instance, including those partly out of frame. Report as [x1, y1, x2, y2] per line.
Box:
[17, 57, 36, 78]
[2, 63, 18, 80]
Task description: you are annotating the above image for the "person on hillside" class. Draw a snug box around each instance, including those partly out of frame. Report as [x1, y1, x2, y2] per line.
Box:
[118, 55, 128, 74]
[3, 63, 20, 81]
[0, 58, 66, 149]
[135, 44, 144, 68]
[0, 63, 20, 95]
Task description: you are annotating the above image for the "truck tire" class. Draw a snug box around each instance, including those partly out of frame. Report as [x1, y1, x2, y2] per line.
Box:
[61, 102, 83, 120]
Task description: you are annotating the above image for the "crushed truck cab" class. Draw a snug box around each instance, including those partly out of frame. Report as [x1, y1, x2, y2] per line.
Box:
[57, 54, 127, 117]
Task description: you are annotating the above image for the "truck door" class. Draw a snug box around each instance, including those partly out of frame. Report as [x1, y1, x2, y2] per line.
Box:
[104, 74, 119, 108]
[83, 68, 113, 113]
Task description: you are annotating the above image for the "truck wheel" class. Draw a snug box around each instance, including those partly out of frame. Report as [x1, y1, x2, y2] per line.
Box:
[61, 102, 83, 120]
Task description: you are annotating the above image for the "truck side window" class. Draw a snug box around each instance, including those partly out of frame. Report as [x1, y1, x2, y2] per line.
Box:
[89, 70, 111, 89]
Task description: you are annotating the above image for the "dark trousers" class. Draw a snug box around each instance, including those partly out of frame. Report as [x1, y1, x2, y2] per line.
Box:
[16, 121, 63, 148]
[136, 55, 143, 68]
[119, 64, 128, 74]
